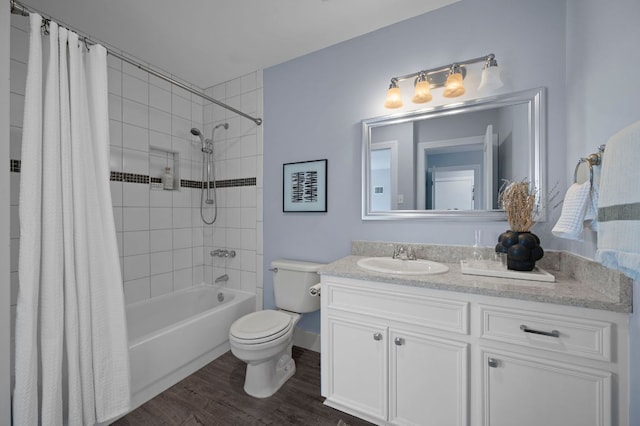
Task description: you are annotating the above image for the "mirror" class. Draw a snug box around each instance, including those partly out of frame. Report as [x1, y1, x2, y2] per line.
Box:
[362, 87, 546, 221]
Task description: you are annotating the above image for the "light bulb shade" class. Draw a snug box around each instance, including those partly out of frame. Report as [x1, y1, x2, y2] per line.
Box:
[443, 73, 465, 98]
[384, 87, 403, 109]
[412, 80, 432, 104]
[478, 66, 504, 93]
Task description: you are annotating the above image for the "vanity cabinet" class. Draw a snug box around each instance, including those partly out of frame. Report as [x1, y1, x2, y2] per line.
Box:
[320, 276, 629, 426]
[326, 317, 388, 420]
[321, 278, 470, 426]
[481, 349, 611, 426]
[479, 305, 615, 426]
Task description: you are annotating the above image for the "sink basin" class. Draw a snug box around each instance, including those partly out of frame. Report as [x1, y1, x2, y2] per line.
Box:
[356, 257, 449, 275]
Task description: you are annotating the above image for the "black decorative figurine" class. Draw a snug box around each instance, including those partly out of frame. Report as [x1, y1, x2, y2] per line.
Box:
[496, 231, 544, 271]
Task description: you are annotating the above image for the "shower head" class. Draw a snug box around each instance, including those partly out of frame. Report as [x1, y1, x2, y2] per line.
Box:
[211, 123, 229, 140]
[191, 127, 207, 152]
[191, 127, 205, 142]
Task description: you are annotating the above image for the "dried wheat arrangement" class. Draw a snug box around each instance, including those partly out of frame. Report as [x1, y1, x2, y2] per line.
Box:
[500, 180, 537, 232]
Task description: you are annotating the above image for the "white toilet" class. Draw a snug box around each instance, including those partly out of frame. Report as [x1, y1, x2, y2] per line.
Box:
[229, 259, 323, 398]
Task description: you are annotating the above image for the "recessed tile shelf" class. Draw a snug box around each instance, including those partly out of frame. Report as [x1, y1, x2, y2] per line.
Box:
[149, 147, 179, 191]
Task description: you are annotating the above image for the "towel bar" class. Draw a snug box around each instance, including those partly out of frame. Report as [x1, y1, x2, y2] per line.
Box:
[573, 145, 605, 186]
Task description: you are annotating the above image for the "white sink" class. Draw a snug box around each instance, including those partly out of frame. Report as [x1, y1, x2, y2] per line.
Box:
[356, 257, 449, 275]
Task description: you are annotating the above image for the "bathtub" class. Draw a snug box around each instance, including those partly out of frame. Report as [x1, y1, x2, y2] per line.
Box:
[126, 285, 255, 410]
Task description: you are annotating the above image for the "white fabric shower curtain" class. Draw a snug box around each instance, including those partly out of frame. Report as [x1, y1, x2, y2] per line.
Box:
[13, 14, 131, 426]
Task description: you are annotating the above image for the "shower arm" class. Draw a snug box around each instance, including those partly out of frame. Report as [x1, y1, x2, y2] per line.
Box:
[9, 0, 263, 126]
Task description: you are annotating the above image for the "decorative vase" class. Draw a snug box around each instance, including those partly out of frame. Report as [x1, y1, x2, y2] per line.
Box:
[495, 230, 544, 271]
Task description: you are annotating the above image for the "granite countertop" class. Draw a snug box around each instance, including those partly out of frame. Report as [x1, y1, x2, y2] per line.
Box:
[318, 242, 633, 314]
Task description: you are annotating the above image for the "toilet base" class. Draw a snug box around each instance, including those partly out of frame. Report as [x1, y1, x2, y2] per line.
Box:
[243, 345, 296, 398]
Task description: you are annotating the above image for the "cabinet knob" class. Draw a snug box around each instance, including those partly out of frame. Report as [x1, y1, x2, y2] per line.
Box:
[373, 332, 383, 341]
[394, 337, 405, 346]
[487, 357, 500, 368]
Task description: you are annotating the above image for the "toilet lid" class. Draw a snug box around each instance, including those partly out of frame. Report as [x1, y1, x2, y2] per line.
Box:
[230, 310, 293, 342]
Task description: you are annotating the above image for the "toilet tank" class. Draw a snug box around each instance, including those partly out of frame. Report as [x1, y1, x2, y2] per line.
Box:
[271, 259, 324, 313]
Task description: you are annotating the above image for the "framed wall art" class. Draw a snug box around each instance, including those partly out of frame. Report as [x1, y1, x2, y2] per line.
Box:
[283, 159, 327, 212]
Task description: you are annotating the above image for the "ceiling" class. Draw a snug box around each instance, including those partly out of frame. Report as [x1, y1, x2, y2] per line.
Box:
[21, 0, 459, 88]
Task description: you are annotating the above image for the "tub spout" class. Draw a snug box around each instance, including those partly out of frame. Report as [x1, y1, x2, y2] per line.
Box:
[215, 274, 229, 284]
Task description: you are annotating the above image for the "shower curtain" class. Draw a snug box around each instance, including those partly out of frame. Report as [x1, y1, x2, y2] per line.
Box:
[13, 14, 131, 426]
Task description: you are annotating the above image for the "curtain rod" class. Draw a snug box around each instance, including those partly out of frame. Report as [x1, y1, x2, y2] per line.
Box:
[9, 0, 263, 126]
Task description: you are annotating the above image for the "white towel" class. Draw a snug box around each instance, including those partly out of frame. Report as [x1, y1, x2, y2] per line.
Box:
[584, 181, 599, 231]
[552, 181, 592, 240]
[596, 120, 640, 281]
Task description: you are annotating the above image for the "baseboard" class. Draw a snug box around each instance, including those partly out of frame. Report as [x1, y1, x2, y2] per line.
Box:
[293, 327, 321, 352]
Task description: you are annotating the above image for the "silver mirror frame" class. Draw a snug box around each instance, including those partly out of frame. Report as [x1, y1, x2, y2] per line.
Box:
[362, 87, 546, 221]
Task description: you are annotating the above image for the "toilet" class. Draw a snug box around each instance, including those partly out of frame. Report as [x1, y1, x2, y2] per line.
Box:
[229, 259, 324, 398]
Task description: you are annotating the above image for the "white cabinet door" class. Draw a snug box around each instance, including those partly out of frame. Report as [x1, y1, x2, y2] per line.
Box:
[326, 317, 388, 421]
[390, 330, 468, 426]
[482, 350, 612, 426]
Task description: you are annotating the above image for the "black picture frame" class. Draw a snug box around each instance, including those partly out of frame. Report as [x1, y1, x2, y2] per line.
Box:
[283, 159, 328, 212]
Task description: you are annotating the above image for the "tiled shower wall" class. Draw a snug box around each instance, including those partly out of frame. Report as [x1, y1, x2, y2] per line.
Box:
[202, 75, 264, 310]
[9, 14, 264, 326]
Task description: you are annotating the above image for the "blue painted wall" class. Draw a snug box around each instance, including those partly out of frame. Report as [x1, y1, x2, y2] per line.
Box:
[564, 0, 640, 422]
[263, 0, 567, 332]
[262, 0, 640, 416]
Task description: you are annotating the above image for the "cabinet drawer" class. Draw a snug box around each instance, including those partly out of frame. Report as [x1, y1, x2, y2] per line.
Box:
[479, 305, 612, 361]
[326, 283, 469, 334]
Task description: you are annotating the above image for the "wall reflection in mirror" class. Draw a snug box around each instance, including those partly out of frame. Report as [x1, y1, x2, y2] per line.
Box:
[363, 88, 546, 220]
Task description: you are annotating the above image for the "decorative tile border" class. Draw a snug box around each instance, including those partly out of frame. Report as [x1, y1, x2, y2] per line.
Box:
[111, 171, 149, 184]
[11, 159, 256, 189]
[215, 177, 257, 188]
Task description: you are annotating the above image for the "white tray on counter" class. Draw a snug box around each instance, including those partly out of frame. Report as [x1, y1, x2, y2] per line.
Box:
[460, 260, 555, 283]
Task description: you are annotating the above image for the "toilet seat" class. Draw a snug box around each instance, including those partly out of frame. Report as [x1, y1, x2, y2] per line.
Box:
[230, 310, 293, 344]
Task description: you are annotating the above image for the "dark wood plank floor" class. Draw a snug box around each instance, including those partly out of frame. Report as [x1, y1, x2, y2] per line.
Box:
[113, 347, 374, 426]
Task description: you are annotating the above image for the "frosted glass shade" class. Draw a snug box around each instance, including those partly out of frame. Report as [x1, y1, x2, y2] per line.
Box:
[384, 87, 403, 109]
[412, 80, 432, 104]
[478, 66, 504, 94]
[443, 73, 465, 98]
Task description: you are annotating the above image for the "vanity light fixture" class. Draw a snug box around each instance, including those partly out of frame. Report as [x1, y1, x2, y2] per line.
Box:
[411, 72, 432, 104]
[384, 78, 403, 109]
[384, 53, 502, 109]
[443, 65, 465, 98]
[478, 55, 504, 94]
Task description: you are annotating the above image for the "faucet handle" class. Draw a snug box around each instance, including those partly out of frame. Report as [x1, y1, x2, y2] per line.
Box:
[393, 244, 415, 260]
[407, 246, 416, 260]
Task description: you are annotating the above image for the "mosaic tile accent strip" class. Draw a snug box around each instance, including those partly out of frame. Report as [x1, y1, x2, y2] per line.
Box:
[13, 160, 255, 189]
[110, 171, 149, 184]
[215, 178, 257, 188]
[181, 179, 202, 189]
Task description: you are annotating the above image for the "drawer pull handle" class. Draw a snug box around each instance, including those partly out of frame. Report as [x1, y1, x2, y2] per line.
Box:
[520, 324, 560, 338]
[394, 337, 405, 346]
[373, 332, 383, 341]
[488, 357, 500, 368]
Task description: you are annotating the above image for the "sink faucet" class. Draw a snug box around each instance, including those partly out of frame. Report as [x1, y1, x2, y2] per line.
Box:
[393, 244, 416, 260]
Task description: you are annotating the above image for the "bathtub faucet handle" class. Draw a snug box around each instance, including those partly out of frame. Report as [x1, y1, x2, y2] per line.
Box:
[210, 249, 236, 258]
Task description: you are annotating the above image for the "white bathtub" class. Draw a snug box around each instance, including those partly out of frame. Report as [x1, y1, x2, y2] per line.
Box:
[126, 285, 255, 409]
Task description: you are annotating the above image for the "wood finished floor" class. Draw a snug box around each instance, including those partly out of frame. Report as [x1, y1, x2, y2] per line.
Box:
[113, 347, 373, 426]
